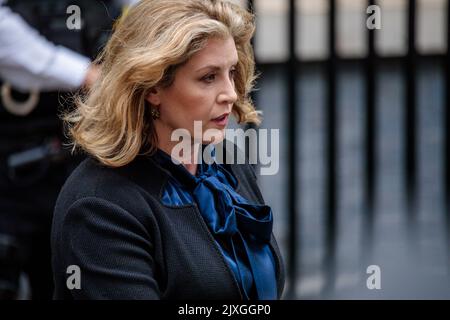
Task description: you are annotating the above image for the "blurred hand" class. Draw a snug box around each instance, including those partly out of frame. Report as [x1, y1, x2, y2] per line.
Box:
[82, 64, 101, 89]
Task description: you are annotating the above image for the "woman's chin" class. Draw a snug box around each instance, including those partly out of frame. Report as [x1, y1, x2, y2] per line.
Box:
[202, 131, 225, 145]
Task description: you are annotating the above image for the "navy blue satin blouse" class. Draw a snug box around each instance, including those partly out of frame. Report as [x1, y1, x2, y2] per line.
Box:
[152, 145, 277, 300]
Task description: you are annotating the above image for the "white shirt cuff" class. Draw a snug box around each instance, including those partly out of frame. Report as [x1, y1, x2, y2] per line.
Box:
[46, 46, 91, 90]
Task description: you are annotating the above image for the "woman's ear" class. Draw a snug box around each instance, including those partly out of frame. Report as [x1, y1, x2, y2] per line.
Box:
[146, 87, 161, 106]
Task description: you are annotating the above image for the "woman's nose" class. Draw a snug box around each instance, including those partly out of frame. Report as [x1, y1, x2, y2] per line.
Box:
[218, 77, 238, 105]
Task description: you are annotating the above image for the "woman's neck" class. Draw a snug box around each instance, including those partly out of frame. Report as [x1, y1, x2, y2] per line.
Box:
[157, 137, 200, 176]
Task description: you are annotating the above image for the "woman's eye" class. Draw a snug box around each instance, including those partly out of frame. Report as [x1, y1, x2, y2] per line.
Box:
[202, 74, 216, 83]
[201, 68, 236, 84]
[229, 68, 237, 79]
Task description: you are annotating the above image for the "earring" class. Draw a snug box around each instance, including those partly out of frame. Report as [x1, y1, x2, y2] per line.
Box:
[151, 107, 160, 120]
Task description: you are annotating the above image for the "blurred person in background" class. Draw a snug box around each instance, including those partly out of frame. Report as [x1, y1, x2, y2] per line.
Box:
[0, 0, 128, 299]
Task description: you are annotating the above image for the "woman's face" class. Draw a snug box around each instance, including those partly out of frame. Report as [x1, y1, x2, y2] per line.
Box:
[147, 36, 239, 149]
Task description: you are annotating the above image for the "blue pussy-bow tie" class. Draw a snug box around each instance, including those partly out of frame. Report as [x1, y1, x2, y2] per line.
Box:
[154, 146, 278, 300]
[192, 165, 277, 299]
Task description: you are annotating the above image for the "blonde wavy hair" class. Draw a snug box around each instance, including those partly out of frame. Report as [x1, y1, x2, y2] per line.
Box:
[63, 0, 261, 167]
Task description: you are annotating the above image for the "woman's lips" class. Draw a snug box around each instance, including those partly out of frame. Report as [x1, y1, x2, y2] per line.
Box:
[211, 113, 229, 126]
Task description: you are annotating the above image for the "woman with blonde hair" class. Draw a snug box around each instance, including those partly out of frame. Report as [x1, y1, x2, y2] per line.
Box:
[51, 0, 285, 300]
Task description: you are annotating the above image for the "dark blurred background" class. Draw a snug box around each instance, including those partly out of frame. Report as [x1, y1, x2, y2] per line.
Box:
[231, 0, 450, 299]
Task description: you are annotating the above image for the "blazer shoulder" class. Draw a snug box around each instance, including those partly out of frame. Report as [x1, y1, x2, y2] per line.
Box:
[55, 156, 163, 222]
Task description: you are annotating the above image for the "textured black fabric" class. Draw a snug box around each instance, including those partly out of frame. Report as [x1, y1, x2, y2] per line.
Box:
[51, 142, 285, 300]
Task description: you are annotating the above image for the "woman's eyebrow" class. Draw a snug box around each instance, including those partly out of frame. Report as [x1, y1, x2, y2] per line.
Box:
[196, 62, 238, 72]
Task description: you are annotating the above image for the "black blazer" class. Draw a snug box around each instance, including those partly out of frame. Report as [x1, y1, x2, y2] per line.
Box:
[51, 142, 285, 300]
